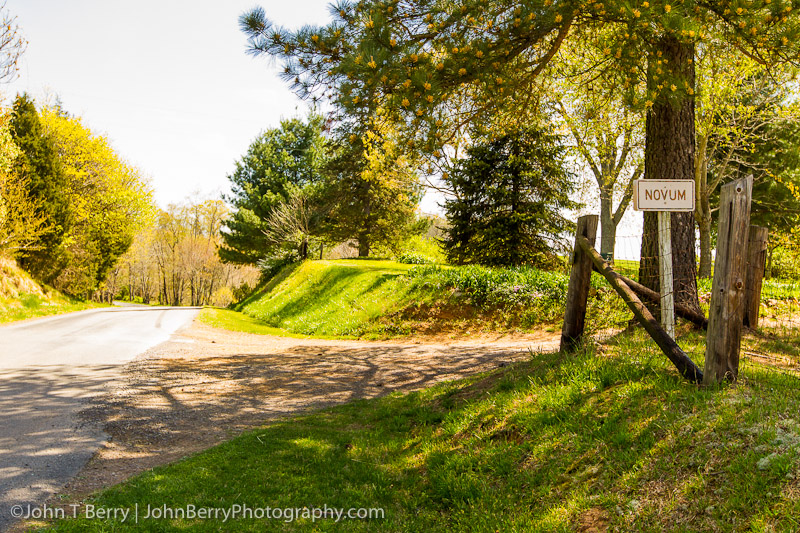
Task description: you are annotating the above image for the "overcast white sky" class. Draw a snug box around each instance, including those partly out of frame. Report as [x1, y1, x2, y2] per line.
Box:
[2, 0, 346, 208]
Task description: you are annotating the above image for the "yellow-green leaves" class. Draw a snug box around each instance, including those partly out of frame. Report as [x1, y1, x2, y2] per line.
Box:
[38, 106, 155, 294]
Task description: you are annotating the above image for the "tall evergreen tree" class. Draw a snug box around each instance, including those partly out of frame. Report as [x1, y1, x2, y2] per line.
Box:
[442, 126, 577, 267]
[219, 114, 328, 264]
[9, 94, 72, 282]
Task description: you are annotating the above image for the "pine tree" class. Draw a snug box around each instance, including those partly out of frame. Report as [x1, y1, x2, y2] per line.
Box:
[219, 114, 328, 265]
[442, 126, 578, 267]
[241, 0, 800, 310]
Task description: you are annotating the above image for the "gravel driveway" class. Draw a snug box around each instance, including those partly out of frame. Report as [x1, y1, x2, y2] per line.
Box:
[59, 321, 559, 500]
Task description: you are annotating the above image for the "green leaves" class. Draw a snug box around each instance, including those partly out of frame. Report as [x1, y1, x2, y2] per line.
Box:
[441, 125, 579, 268]
[38, 103, 155, 294]
[244, 0, 800, 150]
[220, 114, 329, 265]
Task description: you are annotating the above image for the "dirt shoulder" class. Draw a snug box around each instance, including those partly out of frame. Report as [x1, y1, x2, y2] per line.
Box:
[58, 321, 559, 501]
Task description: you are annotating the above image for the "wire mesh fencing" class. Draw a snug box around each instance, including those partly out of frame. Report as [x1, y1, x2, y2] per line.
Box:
[606, 228, 800, 387]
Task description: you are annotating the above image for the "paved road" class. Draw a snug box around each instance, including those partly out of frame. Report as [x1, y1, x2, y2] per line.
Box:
[0, 306, 198, 531]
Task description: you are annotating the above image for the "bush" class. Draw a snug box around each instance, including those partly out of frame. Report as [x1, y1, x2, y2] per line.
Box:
[397, 234, 446, 264]
[769, 246, 800, 281]
[256, 256, 297, 284]
[406, 264, 576, 307]
[397, 252, 434, 265]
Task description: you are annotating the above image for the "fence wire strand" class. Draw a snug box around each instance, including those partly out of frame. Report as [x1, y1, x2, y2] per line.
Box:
[607, 229, 800, 388]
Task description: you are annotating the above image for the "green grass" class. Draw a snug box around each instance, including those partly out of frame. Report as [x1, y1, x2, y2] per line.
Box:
[0, 256, 104, 323]
[613, 260, 800, 301]
[229, 260, 418, 338]
[36, 327, 800, 532]
[211, 259, 630, 339]
[0, 293, 103, 323]
[198, 308, 318, 339]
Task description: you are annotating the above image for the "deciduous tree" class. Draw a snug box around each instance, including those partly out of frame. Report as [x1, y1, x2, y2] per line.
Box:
[40, 105, 155, 296]
[241, 0, 800, 311]
[321, 124, 422, 257]
[694, 42, 797, 277]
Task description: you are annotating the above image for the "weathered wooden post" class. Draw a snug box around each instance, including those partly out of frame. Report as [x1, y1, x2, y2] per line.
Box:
[743, 226, 768, 328]
[657, 211, 675, 338]
[704, 175, 753, 384]
[560, 214, 598, 352]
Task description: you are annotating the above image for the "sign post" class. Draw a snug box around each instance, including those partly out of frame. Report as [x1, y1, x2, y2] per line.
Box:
[657, 211, 674, 338]
[633, 179, 695, 339]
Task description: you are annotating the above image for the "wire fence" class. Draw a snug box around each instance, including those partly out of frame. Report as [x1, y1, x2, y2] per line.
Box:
[606, 226, 800, 387]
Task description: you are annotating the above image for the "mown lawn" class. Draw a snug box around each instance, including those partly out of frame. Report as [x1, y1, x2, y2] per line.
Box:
[34, 327, 800, 532]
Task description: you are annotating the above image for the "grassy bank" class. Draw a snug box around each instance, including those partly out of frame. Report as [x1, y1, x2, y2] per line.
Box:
[198, 259, 629, 339]
[35, 326, 800, 532]
[0, 257, 101, 323]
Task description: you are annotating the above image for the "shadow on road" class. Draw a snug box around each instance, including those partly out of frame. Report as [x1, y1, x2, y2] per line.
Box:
[60, 329, 558, 501]
[0, 365, 119, 531]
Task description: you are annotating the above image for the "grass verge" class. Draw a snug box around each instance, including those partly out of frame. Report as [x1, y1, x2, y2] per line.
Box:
[0, 293, 103, 324]
[197, 308, 318, 339]
[0, 255, 104, 323]
[221, 259, 629, 339]
[33, 326, 800, 532]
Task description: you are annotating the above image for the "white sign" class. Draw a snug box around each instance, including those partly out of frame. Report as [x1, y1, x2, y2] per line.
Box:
[633, 180, 695, 212]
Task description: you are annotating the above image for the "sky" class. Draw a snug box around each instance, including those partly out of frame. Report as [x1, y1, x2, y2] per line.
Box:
[2, 0, 638, 245]
[2, 0, 378, 208]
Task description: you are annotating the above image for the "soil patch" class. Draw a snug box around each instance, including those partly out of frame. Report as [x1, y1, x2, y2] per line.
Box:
[58, 321, 559, 500]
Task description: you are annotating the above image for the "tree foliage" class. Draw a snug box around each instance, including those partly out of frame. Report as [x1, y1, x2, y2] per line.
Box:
[107, 198, 259, 306]
[40, 106, 155, 295]
[220, 114, 328, 265]
[544, 49, 643, 259]
[0, 112, 48, 255]
[9, 94, 72, 282]
[442, 126, 578, 267]
[694, 42, 798, 277]
[321, 124, 422, 257]
[241, 0, 800, 146]
[241, 0, 800, 309]
[6, 95, 154, 295]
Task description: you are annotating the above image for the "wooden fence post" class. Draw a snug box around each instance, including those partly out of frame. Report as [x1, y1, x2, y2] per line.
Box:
[704, 175, 753, 384]
[743, 226, 768, 328]
[560, 215, 598, 352]
[577, 235, 704, 382]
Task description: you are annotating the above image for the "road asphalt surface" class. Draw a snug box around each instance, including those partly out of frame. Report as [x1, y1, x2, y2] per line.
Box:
[0, 306, 198, 531]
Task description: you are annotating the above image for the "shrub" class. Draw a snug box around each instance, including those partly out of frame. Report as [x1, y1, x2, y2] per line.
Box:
[406, 264, 576, 307]
[397, 252, 434, 265]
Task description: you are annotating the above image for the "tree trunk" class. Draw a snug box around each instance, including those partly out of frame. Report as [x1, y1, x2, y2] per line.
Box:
[358, 235, 370, 258]
[698, 211, 712, 278]
[766, 246, 774, 279]
[299, 237, 308, 260]
[639, 36, 701, 314]
[695, 133, 712, 278]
